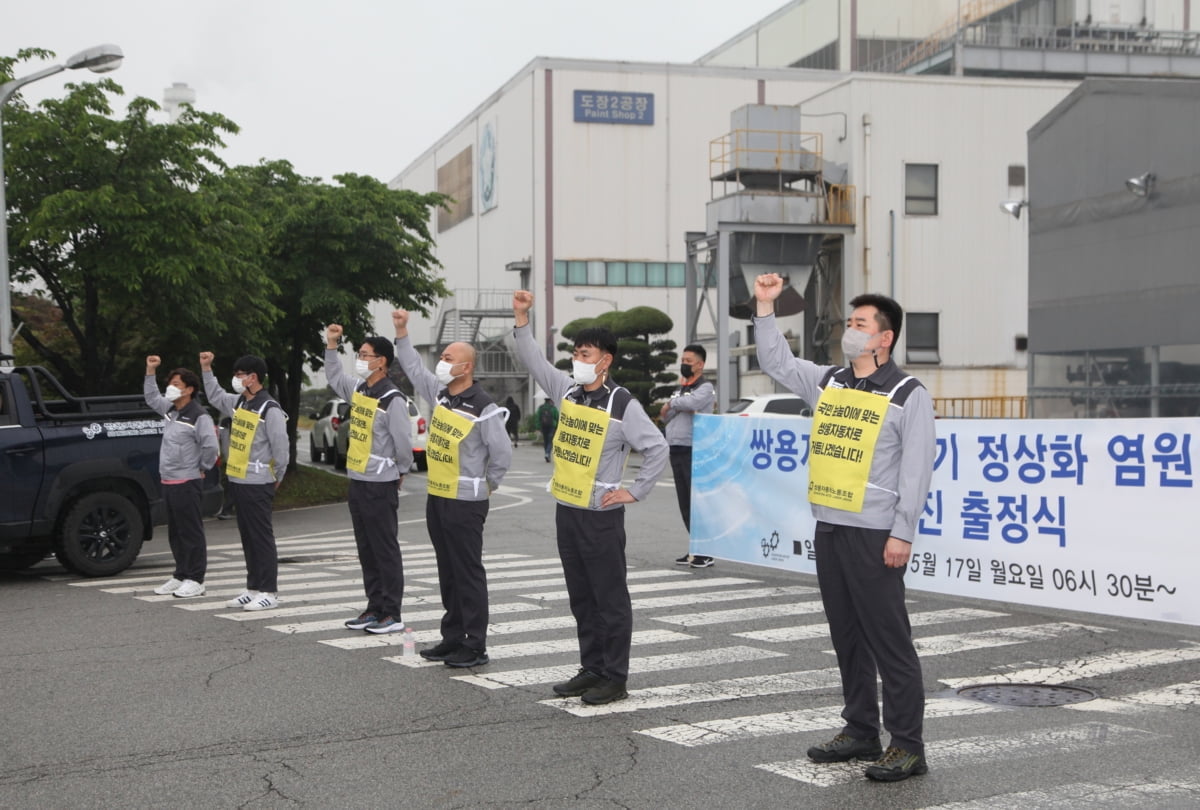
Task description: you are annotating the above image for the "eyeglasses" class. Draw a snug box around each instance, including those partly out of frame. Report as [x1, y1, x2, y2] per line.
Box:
[357, 353, 380, 360]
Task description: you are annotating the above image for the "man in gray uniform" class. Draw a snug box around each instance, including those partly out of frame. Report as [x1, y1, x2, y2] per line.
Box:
[512, 290, 668, 705]
[660, 343, 716, 568]
[200, 352, 290, 612]
[752, 273, 936, 782]
[392, 310, 511, 667]
[325, 325, 414, 634]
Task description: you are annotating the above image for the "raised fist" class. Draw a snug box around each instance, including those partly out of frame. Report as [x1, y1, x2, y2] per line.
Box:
[392, 310, 409, 335]
[326, 324, 344, 343]
[198, 351, 214, 370]
[513, 290, 534, 313]
[754, 273, 784, 302]
[146, 355, 161, 371]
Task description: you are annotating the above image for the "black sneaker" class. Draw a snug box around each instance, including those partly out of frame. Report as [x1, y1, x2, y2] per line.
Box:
[807, 734, 883, 763]
[581, 678, 628, 705]
[689, 555, 715, 568]
[419, 639, 462, 661]
[443, 647, 489, 668]
[674, 554, 692, 565]
[344, 611, 379, 631]
[552, 668, 605, 697]
[864, 746, 928, 782]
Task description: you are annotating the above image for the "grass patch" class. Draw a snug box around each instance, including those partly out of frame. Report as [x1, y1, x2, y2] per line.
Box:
[275, 464, 349, 509]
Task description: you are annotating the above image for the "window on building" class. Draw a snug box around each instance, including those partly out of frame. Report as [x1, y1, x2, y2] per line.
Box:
[905, 312, 940, 364]
[551, 260, 692, 287]
[905, 164, 938, 216]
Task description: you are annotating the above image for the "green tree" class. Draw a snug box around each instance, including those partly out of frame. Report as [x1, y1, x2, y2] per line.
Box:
[2, 51, 274, 392]
[223, 161, 448, 470]
[557, 305, 677, 407]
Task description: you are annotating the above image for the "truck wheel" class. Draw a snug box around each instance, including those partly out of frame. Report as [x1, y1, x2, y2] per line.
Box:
[55, 492, 145, 577]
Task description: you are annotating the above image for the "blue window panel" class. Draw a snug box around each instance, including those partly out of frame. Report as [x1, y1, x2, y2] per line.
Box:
[627, 262, 646, 286]
[647, 262, 666, 287]
[554, 260, 567, 285]
[567, 261, 587, 285]
[607, 262, 627, 286]
[667, 262, 686, 287]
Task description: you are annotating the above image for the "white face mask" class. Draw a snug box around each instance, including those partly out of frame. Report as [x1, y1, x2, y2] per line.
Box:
[354, 358, 373, 380]
[841, 329, 876, 362]
[231, 375, 246, 394]
[164, 385, 184, 402]
[572, 359, 602, 385]
[435, 360, 462, 386]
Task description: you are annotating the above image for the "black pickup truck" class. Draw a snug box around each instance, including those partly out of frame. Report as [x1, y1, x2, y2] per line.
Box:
[0, 361, 221, 576]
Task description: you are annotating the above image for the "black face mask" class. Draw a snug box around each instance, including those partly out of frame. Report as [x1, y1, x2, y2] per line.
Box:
[680, 364, 693, 379]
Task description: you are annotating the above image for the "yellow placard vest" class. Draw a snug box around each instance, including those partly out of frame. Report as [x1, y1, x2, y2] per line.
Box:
[225, 399, 276, 480]
[426, 403, 506, 498]
[806, 385, 892, 512]
[346, 389, 403, 475]
[550, 395, 622, 508]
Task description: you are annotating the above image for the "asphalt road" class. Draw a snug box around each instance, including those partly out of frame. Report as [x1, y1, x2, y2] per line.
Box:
[2, 443, 1199, 809]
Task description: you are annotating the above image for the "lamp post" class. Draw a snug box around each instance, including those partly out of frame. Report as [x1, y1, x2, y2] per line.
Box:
[0, 44, 123, 357]
[574, 294, 618, 311]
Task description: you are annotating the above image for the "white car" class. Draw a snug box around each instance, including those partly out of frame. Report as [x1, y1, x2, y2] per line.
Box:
[335, 391, 428, 472]
[308, 398, 346, 464]
[726, 393, 813, 417]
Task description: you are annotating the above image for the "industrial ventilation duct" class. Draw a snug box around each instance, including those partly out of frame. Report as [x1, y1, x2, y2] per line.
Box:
[727, 232, 821, 319]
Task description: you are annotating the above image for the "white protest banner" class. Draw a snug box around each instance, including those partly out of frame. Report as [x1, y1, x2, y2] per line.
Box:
[690, 414, 1198, 626]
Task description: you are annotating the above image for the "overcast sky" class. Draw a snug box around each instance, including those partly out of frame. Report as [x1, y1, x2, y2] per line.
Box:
[2, 0, 786, 184]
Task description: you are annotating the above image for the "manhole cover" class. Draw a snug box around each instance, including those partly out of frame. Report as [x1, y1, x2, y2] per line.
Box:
[957, 683, 1097, 707]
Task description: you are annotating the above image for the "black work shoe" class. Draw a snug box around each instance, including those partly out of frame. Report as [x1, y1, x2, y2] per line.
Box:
[443, 647, 489, 668]
[864, 746, 928, 782]
[419, 639, 462, 661]
[807, 733, 883, 763]
[581, 679, 628, 705]
[552, 668, 606, 697]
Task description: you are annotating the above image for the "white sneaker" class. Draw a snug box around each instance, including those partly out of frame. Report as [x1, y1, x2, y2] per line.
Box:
[226, 590, 258, 608]
[243, 592, 279, 611]
[153, 577, 183, 595]
[173, 579, 206, 598]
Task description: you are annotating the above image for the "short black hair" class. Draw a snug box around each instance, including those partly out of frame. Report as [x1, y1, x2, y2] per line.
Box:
[167, 368, 202, 393]
[363, 336, 394, 366]
[683, 343, 707, 362]
[573, 327, 618, 358]
[849, 293, 904, 344]
[233, 355, 268, 383]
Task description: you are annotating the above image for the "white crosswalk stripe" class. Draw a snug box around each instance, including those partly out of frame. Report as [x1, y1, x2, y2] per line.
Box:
[756, 722, 1159, 787]
[735, 607, 1008, 642]
[636, 697, 1003, 747]
[256, 601, 543, 633]
[454, 643, 782, 689]
[918, 777, 1200, 808]
[522, 576, 761, 601]
[941, 644, 1200, 689]
[540, 668, 844, 716]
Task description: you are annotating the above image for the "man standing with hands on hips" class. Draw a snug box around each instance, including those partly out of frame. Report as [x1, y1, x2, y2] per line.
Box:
[752, 272, 936, 782]
[660, 344, 716, 568]
[392, 310, 511, 666]
[324, 324, 413, 635]
[200, 352, 289, 611]
[511, 290, 668, 705]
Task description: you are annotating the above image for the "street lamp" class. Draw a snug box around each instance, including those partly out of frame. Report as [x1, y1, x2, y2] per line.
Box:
[574, 294, 618, 311]
[0, 44, 123, 356]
